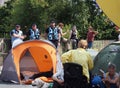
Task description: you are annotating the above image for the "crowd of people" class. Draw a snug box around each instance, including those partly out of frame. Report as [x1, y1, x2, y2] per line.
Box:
[10, 21, 98, 50]
[9, 21, 120, 88]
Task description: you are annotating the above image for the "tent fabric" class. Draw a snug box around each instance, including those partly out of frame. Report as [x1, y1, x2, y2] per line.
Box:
[0, 40, 57, 83]
[92, 41, 120, 75]
[20, 51, 39, 72]
[96, 0, 120, 27]
[0, 51, 19, 83]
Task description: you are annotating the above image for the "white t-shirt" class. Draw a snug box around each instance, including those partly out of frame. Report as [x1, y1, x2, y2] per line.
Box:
[10, 29, 23, 48]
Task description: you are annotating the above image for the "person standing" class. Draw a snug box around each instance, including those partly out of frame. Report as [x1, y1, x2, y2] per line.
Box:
[10, 24, 26, 48]
[87, 26, 98, 49]
[69, 25, 78, 49]
[61, 39, 93, 82]
[45, 21, 60, 48]
[28, 24, 41, 40]
[58, 22, 69, 52]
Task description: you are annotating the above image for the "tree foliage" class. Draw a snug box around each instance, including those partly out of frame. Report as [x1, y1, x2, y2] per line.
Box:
[0, 0, 117, 40]
[0, 0, 15, 31]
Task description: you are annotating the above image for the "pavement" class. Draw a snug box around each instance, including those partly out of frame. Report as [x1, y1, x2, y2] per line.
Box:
[0, 83, 34, 88]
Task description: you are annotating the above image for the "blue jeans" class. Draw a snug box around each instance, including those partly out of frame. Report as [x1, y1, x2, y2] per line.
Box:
[88, 41, 93, 48]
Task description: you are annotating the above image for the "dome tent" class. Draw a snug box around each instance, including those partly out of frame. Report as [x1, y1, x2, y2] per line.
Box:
[92, 41, 120, 75]
[0, 40, 57, 84]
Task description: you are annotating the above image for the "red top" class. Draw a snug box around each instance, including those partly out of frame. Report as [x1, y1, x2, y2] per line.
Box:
[87, 31, 95, 42]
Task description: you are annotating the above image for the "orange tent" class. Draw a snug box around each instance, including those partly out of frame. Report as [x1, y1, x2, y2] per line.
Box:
[0, 40, 57, 83]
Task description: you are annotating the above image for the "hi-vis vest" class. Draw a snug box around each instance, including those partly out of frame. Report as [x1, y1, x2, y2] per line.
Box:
[48, 27, 59, 40]
[29, 28, 40, 40]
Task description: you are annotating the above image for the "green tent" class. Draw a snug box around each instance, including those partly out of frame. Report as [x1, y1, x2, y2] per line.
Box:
[92, 41, 120, 75]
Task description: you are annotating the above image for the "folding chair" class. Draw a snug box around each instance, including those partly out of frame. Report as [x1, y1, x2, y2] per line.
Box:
[63, 63, 89, 88]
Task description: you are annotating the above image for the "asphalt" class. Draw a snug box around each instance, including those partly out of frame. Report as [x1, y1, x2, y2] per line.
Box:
[0, 83, 34, 88]
[0, 77, 35, 88]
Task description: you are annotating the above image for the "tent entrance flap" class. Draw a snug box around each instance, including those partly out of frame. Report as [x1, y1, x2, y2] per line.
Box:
[20, 50, 39, 72]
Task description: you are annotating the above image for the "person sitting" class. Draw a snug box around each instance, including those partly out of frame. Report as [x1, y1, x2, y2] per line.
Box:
[102, 63, 119, 88]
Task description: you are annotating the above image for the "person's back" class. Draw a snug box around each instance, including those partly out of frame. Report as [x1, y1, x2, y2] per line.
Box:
[61, 39, 93, 81]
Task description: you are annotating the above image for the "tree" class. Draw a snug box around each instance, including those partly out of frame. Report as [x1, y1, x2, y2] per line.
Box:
[11, 0, 48, 33]
[0, 0, 117, 40]
[0, 0, 15, 37]
[87, 0, 117, 40]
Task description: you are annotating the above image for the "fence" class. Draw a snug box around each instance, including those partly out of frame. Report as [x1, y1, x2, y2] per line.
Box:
[0, 39, 116, 65]
[0, 39, 116, 54]
[93, 40, 115, 51]
[0, 38, 11, 65]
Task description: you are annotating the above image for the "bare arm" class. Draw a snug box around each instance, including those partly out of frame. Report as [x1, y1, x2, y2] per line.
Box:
[93, 31, 98, 35]
[108, 75, 119, 84]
